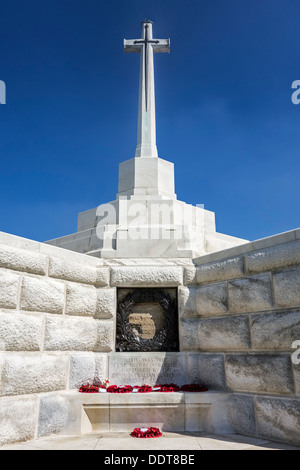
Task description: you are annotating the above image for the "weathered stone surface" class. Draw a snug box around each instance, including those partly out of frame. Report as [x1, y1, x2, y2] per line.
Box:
[0, 312, 43, 351]
[20, 276, 65, 314]
[0, 396, 38, 446]
[0, 269, 20, 309]
[294, 364, 300, 396]
[95, 321, 114, 352]
[256, 396, 300, 446]
[225, 353, 294, 394]
[227, 394, 257, 436]
[178, 286, 196, 318]
[195, 282, 228, 316]
[44, 315, 114, 352]
[251, 311, 300, 350]
[197, 316, 250, 351]
[273, 267, 300, 308]
[44, 315, 100, 351]
[37, 394, 69, 438]
[68, 353, 108, 389]
[95, 288, 116, 318]
[65, 282, 97, 316]
[110, 266, 183, 287]
[69, 354, 96, 389]
[245, 240, 300, 274]
[95, 353, 109, 383]
[228, 274, 273, 313]
[179, 319, 199, 351]
[187, 353, 226, 390]
[191, 257, 244, 285]
[49, 257, 109, 286]
[0, 354, 69, 396]
[0, 245, 47, 275]
[184, 266, 197, 285]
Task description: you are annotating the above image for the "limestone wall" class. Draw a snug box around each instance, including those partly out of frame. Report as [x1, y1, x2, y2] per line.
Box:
[181, 228, 300, 445]
[0, 229, 299, 447]
[0, 232, 115, 446]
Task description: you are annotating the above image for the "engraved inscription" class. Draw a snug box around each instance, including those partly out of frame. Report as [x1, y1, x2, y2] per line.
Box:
[109, 354, 188, 386]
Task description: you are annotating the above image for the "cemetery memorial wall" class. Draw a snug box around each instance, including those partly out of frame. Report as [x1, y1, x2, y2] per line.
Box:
[0, 229, 299, 446]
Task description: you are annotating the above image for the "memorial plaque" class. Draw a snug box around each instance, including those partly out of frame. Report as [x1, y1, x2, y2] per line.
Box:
[116, 288, 179, 352]
[109, 352, 188, 387]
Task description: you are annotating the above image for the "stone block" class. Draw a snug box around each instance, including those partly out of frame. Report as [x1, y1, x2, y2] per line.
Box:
[227, 394, 257, 436]
[37, 394, 69, 438]
[178, 286, 196, 318]
[251, 311, 300, 350]
[0, 245, 47, 275]
[65, 282, 97, 316]
[0, 312, 43, 351]
[95, 321, 114, 352]
[225, 353, 294, 394]
[48, 257, 109, 286]
[68, 353, 108, 390]
[245, 240, 300, 274]
[0, 354, 69, 396]
[0, 396, 38, 446]
[273, 267, 300, 308]
[294, 364, 300, 396]
[110, 266, 183, 287]
[44, 315, 100, 351]
[256, 396, 300, 446]
[187, 257, 244, 285]
[184, 266, 197, 285]
[20, 276, 65, 314]
[69, 354, 96, 389]
[228, 274, 273, 313]
[179, 319, 199, 351]
[197, 316, 250, 351]
[0, 269, 20, 308]
[186, 353, 226, 390]
[195, 282, 228, 316]
[95, 288, 116, 318]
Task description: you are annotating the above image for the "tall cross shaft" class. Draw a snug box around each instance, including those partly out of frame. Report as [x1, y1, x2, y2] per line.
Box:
[124, 20, 170, 158]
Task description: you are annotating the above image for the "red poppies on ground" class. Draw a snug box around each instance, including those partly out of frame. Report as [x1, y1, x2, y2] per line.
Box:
[130, 427, 162, 438]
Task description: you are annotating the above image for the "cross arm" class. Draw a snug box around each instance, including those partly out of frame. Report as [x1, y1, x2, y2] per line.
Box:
[152, 39, 170, 53]
[124, 39, 142, 53]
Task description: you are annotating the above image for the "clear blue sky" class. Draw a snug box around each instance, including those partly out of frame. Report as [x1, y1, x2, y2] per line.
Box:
[0, 0, 299, 243]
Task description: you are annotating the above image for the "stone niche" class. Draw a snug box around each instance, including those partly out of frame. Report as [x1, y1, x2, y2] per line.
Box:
[116, 288, 179, 352]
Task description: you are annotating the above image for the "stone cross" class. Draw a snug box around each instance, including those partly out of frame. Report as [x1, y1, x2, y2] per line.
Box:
[124, 20, 170, 158]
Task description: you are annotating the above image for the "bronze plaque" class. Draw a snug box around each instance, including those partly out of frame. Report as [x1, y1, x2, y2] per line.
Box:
[116, 288, 179, 352]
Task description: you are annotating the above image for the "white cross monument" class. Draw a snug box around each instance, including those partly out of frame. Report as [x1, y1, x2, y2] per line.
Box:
[46, 20, 248, 258]
[124, 19, 170, 158]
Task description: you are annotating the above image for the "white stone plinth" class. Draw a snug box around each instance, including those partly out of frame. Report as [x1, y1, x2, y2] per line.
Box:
[118, 157, 176, 198]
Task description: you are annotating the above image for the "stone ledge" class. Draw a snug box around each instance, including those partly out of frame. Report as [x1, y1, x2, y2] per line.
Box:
[46, 390, 234, 436]
[184, 256, 244, 285]
[48, 257, 109, 286]
[110, 266, 183, 287]
[245, 240, 300, 274]
[0, 245, 48, 275]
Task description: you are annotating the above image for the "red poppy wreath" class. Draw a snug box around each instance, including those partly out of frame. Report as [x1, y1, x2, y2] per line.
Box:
[130, 427, 162, 438]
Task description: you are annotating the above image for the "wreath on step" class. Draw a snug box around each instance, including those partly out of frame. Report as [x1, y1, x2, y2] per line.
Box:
[131, 427, 162, 438]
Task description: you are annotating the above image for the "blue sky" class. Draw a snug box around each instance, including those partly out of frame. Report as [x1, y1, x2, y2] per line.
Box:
[0, 0, 299, 243]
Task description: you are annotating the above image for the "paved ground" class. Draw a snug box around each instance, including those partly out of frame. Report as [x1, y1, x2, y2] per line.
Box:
[1, 432, 299, 451]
